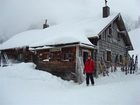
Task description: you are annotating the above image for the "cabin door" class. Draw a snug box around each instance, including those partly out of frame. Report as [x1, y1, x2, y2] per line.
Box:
[82, 50, 90, 64]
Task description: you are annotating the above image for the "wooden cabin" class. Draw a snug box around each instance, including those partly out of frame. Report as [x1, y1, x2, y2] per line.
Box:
[0, 5, 133, 83]
[88, 7, 133, 75]
[0, 30, 95, 83]
[0, 42, 95, 83]
[29, 42, 95, 82]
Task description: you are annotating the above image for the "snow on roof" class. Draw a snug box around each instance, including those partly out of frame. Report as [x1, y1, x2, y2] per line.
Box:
[29, 46, 54, 51]
[0, 13, 119, 50]
[74, 13, 119, 38]
[0, 28, 93, 50]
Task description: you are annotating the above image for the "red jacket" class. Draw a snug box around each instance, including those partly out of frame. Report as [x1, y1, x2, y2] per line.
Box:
[84, 59, 95, 73]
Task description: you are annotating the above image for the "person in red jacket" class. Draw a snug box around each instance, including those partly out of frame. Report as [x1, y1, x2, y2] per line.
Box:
[84, 55, 95, 86]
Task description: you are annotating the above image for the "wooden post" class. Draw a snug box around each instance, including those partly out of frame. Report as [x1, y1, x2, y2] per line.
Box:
[0, 51, 2, 67]
[75, 45, 85, 84]
[43, 19, 49, 29]
[105, 0, 107, 6]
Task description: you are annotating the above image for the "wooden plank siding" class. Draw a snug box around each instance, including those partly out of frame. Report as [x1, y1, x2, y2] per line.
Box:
[36, 47, 76, 71]
[35, 46, 77, 80]
[1, 48, 32, 63]
[93, 21, 128, 74]
[36, 46, 94, 81]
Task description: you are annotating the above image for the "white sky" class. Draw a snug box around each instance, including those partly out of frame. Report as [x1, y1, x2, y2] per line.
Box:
[0, 14, 118, 49]
[0, 0, 140, 42]
[129, 28, 140, 64]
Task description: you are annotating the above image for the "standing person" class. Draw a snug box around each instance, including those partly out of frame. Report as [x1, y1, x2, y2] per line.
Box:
[84, 55, 95, 86]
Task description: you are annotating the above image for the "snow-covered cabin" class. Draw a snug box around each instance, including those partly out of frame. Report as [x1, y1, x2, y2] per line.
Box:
[0, 22, 96, 82]
[0, 6, 133, 82]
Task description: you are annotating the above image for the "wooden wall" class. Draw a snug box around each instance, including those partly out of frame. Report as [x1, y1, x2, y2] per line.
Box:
[1, 48, 32, 62]
[97, 21, 127, 69]
[35, 46, 77, 80]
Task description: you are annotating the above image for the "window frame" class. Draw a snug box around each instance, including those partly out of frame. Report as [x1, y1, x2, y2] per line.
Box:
[106, 50, 112, 62]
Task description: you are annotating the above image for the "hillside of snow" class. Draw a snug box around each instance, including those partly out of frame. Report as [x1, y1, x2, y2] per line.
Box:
[129, 28, 140, 65]
[0, 63, 140, 105]
[0, 0, 140, 43]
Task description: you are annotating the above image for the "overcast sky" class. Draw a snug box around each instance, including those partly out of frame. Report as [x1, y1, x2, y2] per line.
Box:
[0, 0, 140, 43]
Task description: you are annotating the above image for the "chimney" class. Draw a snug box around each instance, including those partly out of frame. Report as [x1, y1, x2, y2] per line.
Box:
[103, 0, 110, 18]
[43, 19, 49, 29]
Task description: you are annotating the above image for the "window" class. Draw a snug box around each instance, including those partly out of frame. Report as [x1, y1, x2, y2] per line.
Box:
[117, 33, 121, 41]
[105, 28, 112, 42]
[104, 34, 106, 40]
[63, 53, 72, 61]
[99, 35, 101, 39]
[49, 53, 54, 61]
[109, 27, 112, 35]
[18, 53, 23, 61]
[106, 50, 111, 62]
[120, 55, 123, 63]
[115, 55, 119, 63]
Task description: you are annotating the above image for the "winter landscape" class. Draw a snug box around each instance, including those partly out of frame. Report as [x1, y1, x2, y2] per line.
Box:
[0, 63, 140, 105]
[0, 0, 140, 105]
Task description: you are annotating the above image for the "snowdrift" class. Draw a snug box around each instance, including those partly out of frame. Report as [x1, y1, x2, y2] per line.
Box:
[0, 63, 140, 105]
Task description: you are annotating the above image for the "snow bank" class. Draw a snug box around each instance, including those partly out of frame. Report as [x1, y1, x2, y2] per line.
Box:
[129, 28, 140, 66]
[0, 63, 74, 88]
[0, 63, 140, 105]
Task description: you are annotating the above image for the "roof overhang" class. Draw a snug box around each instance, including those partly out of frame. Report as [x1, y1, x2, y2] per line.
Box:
[118, 30, 134, 50]
[29, 42, 96, 51]
[87, 13, 134, 51]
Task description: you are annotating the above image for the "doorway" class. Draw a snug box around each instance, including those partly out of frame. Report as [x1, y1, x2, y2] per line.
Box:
[82, 50, 90, 64]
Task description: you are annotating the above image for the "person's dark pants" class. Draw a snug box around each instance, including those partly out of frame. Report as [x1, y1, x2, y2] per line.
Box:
[86, 73, 94, 85]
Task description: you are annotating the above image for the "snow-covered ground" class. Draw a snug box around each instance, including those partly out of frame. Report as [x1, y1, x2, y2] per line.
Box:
[0, 63, 140, 105]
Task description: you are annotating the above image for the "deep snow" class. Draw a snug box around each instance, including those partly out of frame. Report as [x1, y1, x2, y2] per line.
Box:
[0, 63, 140, 105]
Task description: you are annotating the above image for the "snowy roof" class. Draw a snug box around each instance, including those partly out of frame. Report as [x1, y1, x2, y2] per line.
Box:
[29, 46, 54, 51]
[76, 13, 120, 38]
[0, 29, 94, 50]
[0, 13, 119, 50]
